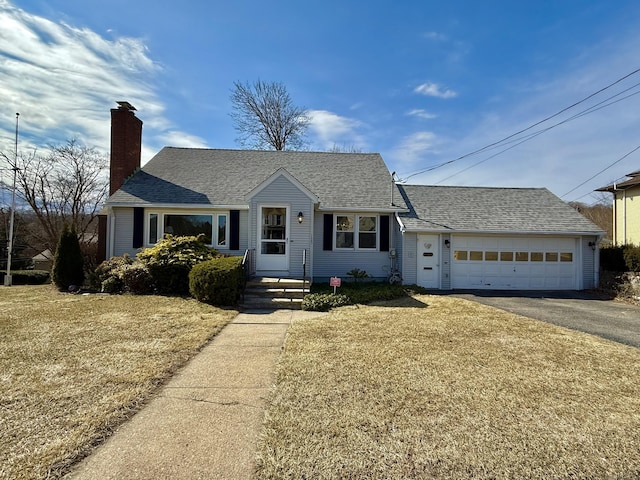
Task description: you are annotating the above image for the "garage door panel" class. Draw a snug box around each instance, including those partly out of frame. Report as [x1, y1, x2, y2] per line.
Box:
[451, 235, 577, 290]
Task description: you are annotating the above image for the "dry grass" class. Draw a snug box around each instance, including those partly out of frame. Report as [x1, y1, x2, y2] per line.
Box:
[256, 295, 640, 479]
[0, 285, 236, 480]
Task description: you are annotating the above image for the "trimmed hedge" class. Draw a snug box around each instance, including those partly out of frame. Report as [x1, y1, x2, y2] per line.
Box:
[0, 270, 50, 285]
[189, 256, 243, 306]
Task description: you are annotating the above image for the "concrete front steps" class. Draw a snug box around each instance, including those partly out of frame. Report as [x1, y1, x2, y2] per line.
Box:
[241, 277, 310, 310]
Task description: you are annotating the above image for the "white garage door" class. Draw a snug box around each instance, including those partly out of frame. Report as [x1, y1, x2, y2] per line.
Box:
[451, 236, 578, 290]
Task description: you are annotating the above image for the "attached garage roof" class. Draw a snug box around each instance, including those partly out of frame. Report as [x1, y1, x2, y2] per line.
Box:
[397, 185, 604, 235]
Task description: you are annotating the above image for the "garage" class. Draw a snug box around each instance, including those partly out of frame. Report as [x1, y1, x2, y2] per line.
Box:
[397, 184, 605, 291]
[450, 235, 578, 289]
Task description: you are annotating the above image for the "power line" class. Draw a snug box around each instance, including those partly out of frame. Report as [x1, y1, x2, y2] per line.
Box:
[398, 66, 640, 182]
[437, 87, 640, 184]
[560, 143, 640, 199]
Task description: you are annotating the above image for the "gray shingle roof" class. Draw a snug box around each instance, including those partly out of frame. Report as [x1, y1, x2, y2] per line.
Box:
[398, 184, 603, 234]
[107, 148, 406, 211]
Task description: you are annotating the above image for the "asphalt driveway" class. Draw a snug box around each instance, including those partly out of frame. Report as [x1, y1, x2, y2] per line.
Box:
[450, 290, 640, 348]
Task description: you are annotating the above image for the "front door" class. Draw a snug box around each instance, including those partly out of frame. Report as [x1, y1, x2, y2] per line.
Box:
[417, 234, 440, 289]
[256, 205, 289, 272]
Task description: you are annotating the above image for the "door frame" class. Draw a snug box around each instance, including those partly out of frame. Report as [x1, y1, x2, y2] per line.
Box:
[256, 204, 290, 272]
[417, 233, 441, 289]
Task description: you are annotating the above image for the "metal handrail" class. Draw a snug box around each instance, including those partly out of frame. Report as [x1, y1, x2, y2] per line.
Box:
[302, 248, 308, 292]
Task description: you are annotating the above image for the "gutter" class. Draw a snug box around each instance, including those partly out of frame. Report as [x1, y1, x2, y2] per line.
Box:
[105, 203, 250, 210]
[398, 228, 606, 236]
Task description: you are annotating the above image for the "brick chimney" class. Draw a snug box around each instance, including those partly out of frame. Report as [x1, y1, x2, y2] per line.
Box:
[110, 101, 142, 195]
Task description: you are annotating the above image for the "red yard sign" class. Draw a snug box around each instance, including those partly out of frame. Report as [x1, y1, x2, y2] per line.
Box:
[330, 276, 341, 294]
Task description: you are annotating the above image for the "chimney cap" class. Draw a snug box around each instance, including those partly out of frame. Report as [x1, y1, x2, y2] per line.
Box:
[116, 101, 137, 111]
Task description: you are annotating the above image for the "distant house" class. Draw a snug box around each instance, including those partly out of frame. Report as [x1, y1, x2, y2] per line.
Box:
[597, 171, 640, 245]
[101, 103, 604, 291]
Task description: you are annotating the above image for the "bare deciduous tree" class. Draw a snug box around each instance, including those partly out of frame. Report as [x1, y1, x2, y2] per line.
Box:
[230, 80, 309, 150]
[569, 198, 613, 242]
[1, 139, 108, 251]
[328, 143, 364, 153]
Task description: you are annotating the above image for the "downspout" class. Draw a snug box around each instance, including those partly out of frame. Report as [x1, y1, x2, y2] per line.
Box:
[390, 171, 395, 207]
[389, 172, 399, 283]
[108, 208, 115, 258]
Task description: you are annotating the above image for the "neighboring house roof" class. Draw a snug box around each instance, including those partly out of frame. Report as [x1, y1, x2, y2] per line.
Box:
[596, 170, 640, 192]
[397, 185, 604, 234]
[107, 148, 406, 211]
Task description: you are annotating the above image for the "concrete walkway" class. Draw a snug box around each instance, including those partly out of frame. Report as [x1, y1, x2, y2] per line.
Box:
[66, 308, 324, 480]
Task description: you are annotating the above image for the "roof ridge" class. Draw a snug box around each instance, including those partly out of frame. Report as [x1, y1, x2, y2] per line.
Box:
[162, 146, 379, 156]
[402, 184, 548, 191]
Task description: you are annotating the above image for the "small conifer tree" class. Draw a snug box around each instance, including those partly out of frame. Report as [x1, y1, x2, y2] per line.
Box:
[52, 223, 85, 291]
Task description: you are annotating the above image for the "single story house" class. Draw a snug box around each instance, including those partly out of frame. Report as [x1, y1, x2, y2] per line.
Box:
[597, 171, 640, 246]
[101, 102, 604, 290]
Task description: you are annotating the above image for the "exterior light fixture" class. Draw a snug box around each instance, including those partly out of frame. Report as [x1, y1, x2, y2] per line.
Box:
[297, 211, 304, 224]
[588, 241, 596, 251]
[444, 239, 450, 248]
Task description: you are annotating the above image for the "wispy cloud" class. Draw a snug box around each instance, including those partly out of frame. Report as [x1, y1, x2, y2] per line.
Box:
[422, 31, 448, 42]
[405, 34, 640, 201]
[392, 131, 439, 168]
[159, 130, 208, 149]
[406, 109, 437, 120]
[307, 109, 367, 150]
[0, 1, 203, 164]
[414, 82, 457, 99]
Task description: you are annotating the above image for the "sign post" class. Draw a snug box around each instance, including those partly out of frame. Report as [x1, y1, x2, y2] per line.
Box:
[329, 276, 341, 294]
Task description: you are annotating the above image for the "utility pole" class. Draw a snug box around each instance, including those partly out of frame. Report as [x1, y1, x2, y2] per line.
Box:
[4, 112, 19, 287]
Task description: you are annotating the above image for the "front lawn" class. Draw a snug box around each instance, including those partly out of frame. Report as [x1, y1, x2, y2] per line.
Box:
[256, 295, 640, 479]
[0, 285, 236, 480]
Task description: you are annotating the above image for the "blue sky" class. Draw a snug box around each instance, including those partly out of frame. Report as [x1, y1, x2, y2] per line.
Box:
[1, 0, 640, 204]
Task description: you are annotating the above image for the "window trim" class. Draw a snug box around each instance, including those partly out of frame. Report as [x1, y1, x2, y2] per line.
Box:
[334, 213, 379, 251]
[146, 211, 230, 249]
[215, 213, 229, 248]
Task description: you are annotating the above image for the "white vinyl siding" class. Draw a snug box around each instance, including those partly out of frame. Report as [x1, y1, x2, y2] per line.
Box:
[400, 231, 418, 285]
[313, 213, 391, 281]
[249, 174, 314, 278]
[582, 236, 599, 289]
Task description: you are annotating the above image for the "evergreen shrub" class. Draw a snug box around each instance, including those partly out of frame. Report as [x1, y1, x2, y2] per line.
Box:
[301, 293, 351, 311]
[600, 245, 626, 272]
[189, 256, 243, 305]
[52, 224, 84, 291]
[137, 235, 219, 295]
[623, 245, 640, 272]
[92, 254, 134, 293]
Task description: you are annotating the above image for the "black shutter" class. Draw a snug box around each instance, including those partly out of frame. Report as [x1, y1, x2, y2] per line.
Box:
[230, 210, 240, 250]
[132, 207, 144, 248]
[379, 215, 390, 252]
[323, 214, 333, 251]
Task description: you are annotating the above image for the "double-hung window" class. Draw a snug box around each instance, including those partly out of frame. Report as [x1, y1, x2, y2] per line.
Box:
[147, 212, 228, 248]
[335, 214, 378, 250]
